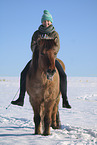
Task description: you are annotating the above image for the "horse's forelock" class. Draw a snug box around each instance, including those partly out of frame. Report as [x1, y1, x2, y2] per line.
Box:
[39, 39, 57, 51]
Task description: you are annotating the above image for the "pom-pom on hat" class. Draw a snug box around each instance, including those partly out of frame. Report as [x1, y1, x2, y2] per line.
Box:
[41, 10, 53, 23]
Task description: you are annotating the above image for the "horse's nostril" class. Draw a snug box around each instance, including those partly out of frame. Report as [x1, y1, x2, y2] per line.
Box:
[52, 69, 56, 74]
[47, 69, 56, 81]
[47, 69, 52, 73]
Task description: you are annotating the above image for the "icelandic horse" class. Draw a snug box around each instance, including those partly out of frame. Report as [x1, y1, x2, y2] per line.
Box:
[26, 38, 65, 135]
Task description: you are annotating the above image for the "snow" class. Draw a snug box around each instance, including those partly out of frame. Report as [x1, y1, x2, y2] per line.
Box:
[0, 77, 97, 145]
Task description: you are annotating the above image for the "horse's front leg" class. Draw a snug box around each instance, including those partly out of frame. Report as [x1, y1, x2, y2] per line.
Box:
[33, 104, 41, 135]
[43, 102, 54, 135]
[34, 113, 41, 135]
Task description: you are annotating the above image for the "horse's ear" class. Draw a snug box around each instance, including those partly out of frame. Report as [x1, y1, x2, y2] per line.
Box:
[54, 38, 58, 46]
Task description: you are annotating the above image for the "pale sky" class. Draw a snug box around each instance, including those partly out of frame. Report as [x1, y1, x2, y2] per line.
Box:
[0, 0, 97, 77]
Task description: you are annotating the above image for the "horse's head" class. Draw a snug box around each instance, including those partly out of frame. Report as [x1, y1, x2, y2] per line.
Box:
[35, 38, 58, 80]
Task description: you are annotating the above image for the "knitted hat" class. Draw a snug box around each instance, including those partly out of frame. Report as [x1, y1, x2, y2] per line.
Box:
[41, 10, 53, 23]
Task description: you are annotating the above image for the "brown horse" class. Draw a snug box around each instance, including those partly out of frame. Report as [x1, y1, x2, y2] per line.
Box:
[26, 39, 65, 135]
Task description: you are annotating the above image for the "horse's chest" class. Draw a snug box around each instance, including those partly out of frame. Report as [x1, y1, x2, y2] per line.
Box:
[27, 74, 59, 101]
[29, 80, 54, 96]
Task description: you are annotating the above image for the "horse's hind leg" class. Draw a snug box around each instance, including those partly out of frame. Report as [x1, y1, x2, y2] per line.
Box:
[33, 104, 41, 135]
[51, 105, 58, 129]
[51, 98, 61, 129]
[56, 110, 61, 129]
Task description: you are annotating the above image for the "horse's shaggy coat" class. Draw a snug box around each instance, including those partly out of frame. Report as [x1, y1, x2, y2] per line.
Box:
[26, 39, 65, 135]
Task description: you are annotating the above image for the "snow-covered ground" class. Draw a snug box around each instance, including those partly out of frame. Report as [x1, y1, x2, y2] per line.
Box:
[0, 77, 97, 145]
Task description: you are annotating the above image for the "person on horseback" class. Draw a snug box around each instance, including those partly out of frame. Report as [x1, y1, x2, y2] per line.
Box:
[11, 10, 71, 109]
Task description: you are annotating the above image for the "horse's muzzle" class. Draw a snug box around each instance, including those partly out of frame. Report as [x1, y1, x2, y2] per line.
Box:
[47, 69, 56, 81]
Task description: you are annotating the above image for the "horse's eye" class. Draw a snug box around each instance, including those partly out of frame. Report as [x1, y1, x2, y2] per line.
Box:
[54, 52, 57, 56]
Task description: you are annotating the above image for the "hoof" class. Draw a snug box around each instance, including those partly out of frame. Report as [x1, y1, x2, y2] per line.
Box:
[35, 131, 41, 135]
[43, 133, 50, 136]
[51, 125, 61, 129]
[43, 131, 50, 136]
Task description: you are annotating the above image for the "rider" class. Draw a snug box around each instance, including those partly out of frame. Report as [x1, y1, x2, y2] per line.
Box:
[11, 10, 71, 109]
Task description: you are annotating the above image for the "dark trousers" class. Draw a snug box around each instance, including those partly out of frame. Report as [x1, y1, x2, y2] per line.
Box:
[19, 59, 67, 100]
[19, 60, 31, 97]
[55, 60, 67, 100]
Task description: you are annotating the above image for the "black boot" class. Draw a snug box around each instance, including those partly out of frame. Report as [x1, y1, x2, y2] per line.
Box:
[11, 95, 24, 106]
[62, 98, 71, 108]
[61, 74, 71, 109]
[61, 74, 71, 108]
[11, 76, 26, 107]
[55, 60, 71, 109]
[11, 60, 31, 107]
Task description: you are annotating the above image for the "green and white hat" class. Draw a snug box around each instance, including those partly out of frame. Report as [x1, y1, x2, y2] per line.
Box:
[41, 10, 53, 23]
